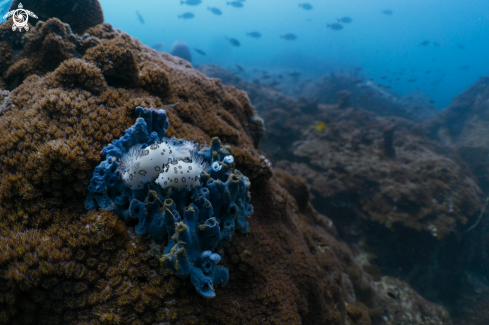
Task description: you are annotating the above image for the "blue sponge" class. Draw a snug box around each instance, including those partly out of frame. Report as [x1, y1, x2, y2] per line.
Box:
[85, 106, 253, 298]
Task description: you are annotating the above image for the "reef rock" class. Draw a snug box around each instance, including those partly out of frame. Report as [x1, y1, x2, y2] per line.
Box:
[0, 17, 387, 325]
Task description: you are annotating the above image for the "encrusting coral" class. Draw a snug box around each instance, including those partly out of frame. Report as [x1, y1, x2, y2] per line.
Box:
[0, 13, 387, 325]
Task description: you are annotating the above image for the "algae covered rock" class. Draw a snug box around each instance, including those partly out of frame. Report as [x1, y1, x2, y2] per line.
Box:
[0, 12, 379, 325]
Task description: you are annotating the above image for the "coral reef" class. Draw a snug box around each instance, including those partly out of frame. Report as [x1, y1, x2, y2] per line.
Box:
[170, 41, 192, 63]
[85, 107, 253, 298]
[372, 276, 451, 325]
[197, 64, 489, 321]
[0, 17, 385, 325]
[9, 0, 104, 34]
[275, 105, 485, 302]
[425, 76, 489, 193]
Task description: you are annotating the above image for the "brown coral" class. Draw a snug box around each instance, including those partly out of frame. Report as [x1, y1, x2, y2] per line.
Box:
[0, 18, 388, 325]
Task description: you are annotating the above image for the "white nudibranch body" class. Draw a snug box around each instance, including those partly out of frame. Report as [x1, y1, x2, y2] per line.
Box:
[119, 139, 206, 191]
[120, 141, 175, 190]
[155, 158, 203, 190]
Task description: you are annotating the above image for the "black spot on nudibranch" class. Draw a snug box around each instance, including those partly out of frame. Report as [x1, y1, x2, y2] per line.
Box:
[142, 149, 150, 156]
[174, 178, 178, 183]
[129, 174, 133, 180]
[150, 144, 159, 150]
[182, 177, 186, 182]
[178, 165, 182, 169]
[155, 166, 161, 172]
[189, 166, 193, 170]
[139, 170, 147, 176]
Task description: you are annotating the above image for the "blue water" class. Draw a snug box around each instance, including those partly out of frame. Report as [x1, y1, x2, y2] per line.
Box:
[3, 0, 489, 108]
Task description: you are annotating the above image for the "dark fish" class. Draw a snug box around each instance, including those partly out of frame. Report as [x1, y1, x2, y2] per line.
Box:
[247, 31, 262, 38]
[193, 48, 206, 56]
[181, 0, 202, 5]
[299, 3, 313, 10]
[152, 43, 165, 51]
[381, 76, 387, 79]
[407, 78, 417, 82]
[460, 65, 470, 70]
[136, 11, 145, 24]
[382, 9, 393, 15]
[289, 72, 301, 77]
[281, 33, 297, 40]
[207, 7, 222, 15]
[425, 70, 431, 74]
[327, 22, 343, 30]
[178, 12, 195, 19]
[236, 64, 244, 72]
[227, 1, 243, 8]
[339, 16, 352, 23]
[419, 40, 430, 46]
[227, 38, 241, 47]
[458, 44, 466, 50]
[262, 75, 271, 80]
[433, 41, 441, 47]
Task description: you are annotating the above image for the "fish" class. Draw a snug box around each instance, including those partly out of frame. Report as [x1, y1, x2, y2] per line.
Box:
[178, 12, 195, 19]
[247, 31, 262, 38]
[425, 70, 431, 74]
[152, 43, 165, 51]
[193, 48, 206, 56]
[460, 65, 470, 70]
[207, 7, 222, 15]
[407, 78, 417, 82]
[433, 41, 441, 47]
[227, 38, 241, 47]
[458, 44, 466, 50]
[227, 1, 243, 8]
[382, 9, 393, 15]
[289, 72, 301, 77]
[181, 0, 202, 5]
[327, 22, 343, 30]
[136, 11, 145, 24]
[299, 3, 313, 10]
[236, 64, 244, 72]
[316, 121, 327, 132]
[419, 40, 430, 46]
[281, 33, 297, 40]
[339, 16, 352, 23]
[262, 75, 271, 80]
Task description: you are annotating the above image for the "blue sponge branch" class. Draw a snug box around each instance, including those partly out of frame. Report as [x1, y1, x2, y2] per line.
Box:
[85, 106, 252, 298]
